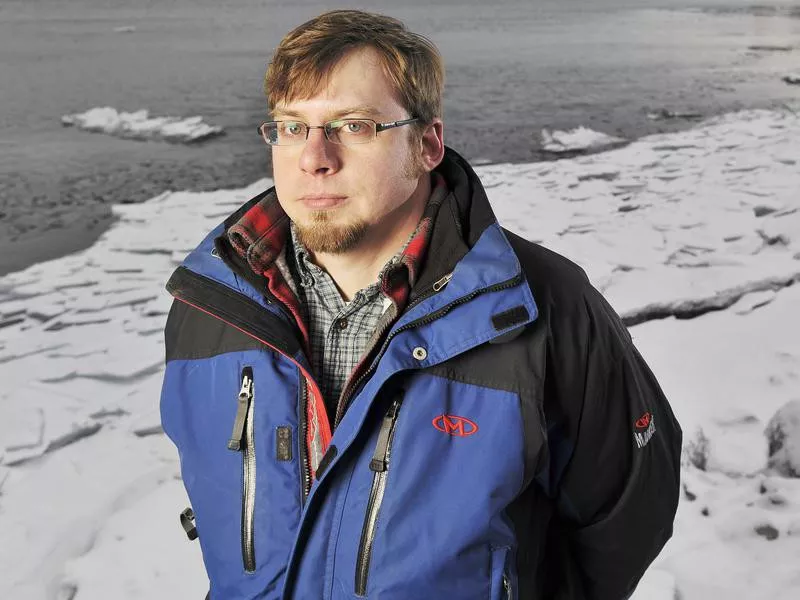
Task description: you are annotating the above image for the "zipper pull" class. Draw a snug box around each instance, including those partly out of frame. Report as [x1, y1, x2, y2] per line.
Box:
[369, 398, 402, 472]
[433, 272, 453, 292]
[180, 507, 198, 541]
[228, 368, 253, 451]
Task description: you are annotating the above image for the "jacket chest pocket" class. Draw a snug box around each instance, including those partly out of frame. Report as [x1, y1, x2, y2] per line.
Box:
[354, 394, 404, 596]
[163, 352, 305, 597]
[227, 366, 258, 572]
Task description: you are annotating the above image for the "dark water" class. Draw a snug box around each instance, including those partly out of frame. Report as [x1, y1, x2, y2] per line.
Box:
[1, 0, 798, 275]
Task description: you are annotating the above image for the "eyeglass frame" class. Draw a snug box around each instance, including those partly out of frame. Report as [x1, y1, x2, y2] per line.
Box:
[256, 117, 420, 146]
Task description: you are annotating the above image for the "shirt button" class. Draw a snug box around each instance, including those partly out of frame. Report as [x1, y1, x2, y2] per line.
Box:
[336, 318, 348, 330]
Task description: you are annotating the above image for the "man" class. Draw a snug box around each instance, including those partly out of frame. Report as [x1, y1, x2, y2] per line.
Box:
[160, 10, 682, 600]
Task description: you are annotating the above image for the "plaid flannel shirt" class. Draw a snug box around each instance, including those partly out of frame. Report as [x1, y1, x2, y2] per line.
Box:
[288, 222, 396, 417]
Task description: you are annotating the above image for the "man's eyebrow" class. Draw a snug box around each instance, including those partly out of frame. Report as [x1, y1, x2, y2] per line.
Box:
[271, 105, 384, 120]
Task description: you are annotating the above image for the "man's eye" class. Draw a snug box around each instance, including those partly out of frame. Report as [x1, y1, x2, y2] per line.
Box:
[340, 120, 373, 136]
[283, 122, 304, 136]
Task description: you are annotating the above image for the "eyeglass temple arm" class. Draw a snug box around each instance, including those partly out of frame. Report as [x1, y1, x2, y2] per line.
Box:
[375, 117, 419, 133]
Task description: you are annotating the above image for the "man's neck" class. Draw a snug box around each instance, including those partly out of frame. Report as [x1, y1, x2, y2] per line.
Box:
[308, 175, 431, 302]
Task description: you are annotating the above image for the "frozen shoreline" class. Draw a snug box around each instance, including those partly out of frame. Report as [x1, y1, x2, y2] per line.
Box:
[1, 106, 799, 599]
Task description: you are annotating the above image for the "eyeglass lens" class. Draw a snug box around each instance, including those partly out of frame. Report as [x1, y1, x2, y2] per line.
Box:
[261, 119, 377, 146]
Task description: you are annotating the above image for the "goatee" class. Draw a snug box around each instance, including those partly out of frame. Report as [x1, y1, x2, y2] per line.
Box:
[294, 211, 369, 254]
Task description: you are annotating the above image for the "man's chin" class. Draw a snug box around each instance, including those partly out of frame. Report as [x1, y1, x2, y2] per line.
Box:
[294, 218, 369, 255]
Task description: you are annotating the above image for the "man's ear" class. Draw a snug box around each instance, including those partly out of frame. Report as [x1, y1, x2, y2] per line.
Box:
[420, 119, 445, 171]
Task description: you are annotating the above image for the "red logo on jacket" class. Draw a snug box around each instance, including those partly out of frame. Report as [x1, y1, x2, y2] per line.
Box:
[635, 412, 652, 430]
[432, 415, 479, 437]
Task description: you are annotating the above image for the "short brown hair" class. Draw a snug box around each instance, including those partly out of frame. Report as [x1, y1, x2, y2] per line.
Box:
[265, 10, 444, 128]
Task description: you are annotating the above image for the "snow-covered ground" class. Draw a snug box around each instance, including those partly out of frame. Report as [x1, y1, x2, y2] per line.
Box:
[2, 105, 799, 599]
[61, 107, 224, 143]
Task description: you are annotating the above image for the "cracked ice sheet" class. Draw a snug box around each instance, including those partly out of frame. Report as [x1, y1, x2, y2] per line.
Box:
[1, 383, 106, 466]
[0, 322, 165, 466]
[489, 108, 800, 317]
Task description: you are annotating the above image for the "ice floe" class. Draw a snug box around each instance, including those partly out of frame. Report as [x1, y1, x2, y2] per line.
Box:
[61, 107, 225, 143]
[646, 108, 704, 121]
[1, 106, 799, 599]
[540, 125, 627, 154]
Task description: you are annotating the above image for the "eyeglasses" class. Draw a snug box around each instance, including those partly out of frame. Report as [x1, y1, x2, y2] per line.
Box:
[257, 117, 419, 146]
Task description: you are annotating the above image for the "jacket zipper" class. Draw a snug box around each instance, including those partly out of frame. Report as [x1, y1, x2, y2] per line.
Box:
[300, 379, 311, 498]
[432, 272, 453, 292]
[335, 273, 523, 428]
[354, 396, 404, 596]
[228, 367, 257, 572]
[169, 267, 329, 503]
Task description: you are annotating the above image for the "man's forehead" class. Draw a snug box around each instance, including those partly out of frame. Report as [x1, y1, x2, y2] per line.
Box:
[272, 102, 385, 120]
[271, 47, 404, 120]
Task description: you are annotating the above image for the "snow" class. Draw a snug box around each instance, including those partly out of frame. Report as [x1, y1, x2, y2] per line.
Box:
[61, 107, 225, 144]
[1, 106, 799, 599]
[540, 125, 627, 154]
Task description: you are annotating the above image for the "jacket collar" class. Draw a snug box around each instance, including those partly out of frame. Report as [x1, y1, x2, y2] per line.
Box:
[212, 146, 502, 310]
[408, 146, 499, 303]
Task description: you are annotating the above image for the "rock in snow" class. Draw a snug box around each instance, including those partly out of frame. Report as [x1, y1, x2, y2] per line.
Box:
[766, 400, 800, 477]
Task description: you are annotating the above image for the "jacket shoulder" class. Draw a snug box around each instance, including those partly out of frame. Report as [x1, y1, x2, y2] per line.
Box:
[502, 228, 591, 299]
[502, 227, 632, 356]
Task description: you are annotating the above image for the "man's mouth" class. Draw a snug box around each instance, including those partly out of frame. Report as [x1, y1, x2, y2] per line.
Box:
[300, 195, 348, 209]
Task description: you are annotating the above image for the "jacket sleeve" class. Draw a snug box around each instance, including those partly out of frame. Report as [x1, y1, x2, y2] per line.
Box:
[544, 287, 683, 599]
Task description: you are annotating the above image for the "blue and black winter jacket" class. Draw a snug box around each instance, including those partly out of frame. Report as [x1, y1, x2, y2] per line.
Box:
[160, 148, 682, 599]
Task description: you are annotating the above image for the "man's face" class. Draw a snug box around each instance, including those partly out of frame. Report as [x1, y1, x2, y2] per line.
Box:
[271, 47, 429, 254]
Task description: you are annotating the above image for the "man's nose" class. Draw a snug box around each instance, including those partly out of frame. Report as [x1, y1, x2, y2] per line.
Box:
[299, 127, 340, 175]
